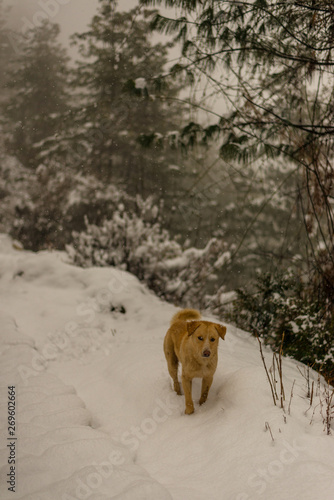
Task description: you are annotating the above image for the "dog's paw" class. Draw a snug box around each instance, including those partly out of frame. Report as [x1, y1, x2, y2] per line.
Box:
[173, 382, 181, 395]
[199, 396, 207, 405]
[185, 404, 194, 415]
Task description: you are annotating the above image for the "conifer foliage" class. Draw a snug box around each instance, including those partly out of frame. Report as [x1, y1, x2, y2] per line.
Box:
[141, 0, 334, 309]
[2, 21, 70, 168]
[68, 0, 184, 195]
[228, 271, 334, 382]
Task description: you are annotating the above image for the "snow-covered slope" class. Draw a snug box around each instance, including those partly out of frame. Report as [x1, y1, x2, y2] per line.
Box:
[0, 234, 333, 499]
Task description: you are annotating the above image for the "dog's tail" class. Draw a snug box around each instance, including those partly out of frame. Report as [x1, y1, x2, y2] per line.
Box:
[170, 308, 201, 325]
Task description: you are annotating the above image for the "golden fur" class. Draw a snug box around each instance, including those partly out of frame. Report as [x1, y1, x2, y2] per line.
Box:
[164, 308, 226, 414]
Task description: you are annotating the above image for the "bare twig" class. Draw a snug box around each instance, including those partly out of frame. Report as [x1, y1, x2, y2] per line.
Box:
[270, 354, 279, 401]
[272, 333, 285, 410]
[255, 332, 277, 406]
[278, 332, 286, 405]
[288, 380, 296, 415]
[310, 380, 314, 407]
[321, 385, 334, 435]
[297, 365, 312, 399]
[265, 421, 275, 442]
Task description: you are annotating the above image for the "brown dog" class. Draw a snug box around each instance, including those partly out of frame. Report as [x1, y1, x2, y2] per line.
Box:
[164, 308, 226, 414]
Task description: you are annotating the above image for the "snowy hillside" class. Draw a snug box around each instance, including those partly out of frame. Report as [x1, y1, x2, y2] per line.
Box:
[0, 233, 334, 500]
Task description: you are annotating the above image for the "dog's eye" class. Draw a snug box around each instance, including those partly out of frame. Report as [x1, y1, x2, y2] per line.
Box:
[210, 337, 216, 342]
[198, 336, 204, 341]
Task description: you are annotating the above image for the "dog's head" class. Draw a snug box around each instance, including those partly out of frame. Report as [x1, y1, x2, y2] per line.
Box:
[187, 320, 226, 359]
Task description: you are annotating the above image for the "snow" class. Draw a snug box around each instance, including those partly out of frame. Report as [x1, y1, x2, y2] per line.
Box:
[214, 251, 231, 269]
[0, 233, 334, 499]
[135, 78, 147, 90]
[167, 165, 180, 172]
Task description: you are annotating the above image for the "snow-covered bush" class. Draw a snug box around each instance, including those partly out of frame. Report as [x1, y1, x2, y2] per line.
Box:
[228, 272, 334, 381]
[3, 158, 132, 251]
[67, 198, 228, 308]
[67, 198, 181, 276]
[155, 237, 229, 307]
[0, 152, 36, 236]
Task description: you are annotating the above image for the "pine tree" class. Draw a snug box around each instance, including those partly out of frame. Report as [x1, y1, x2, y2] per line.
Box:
[69, 0, 186, 199]
[141, 0, 334, 305]
[0, 1, 7, 89]
[0, 0, 15, 96]
[2, 21, 70, 168]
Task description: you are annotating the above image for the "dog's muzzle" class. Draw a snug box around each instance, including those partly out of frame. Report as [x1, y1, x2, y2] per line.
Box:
[202, 349, 211, 358]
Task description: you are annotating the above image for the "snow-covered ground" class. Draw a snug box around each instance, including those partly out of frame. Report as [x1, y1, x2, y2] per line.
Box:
[0, 233, 334, 500]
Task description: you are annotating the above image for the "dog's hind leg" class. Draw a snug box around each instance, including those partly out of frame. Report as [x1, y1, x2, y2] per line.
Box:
[164, 335, 181, 395]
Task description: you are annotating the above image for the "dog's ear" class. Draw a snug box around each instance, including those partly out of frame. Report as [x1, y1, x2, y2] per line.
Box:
[215, 324, 227, 340]
[187, 321, 201, 336]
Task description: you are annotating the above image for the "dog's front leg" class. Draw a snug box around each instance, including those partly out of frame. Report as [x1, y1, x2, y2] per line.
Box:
[199, 376, 213, 405]
[182, 374, 194, 414]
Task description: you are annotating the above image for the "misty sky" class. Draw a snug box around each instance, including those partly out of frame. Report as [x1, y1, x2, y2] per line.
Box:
[4, 0, 140, 52]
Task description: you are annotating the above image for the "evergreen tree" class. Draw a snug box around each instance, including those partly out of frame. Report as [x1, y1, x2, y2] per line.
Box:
[2, 21, 70, 168]
[0, 0, 16, 97]
[141, 0, 334, 304]
[0, 1, 8, 89]
[69, 0, 186, 199]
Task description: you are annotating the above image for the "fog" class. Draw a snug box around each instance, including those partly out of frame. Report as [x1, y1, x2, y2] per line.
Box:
[4, 0, 139, 52]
